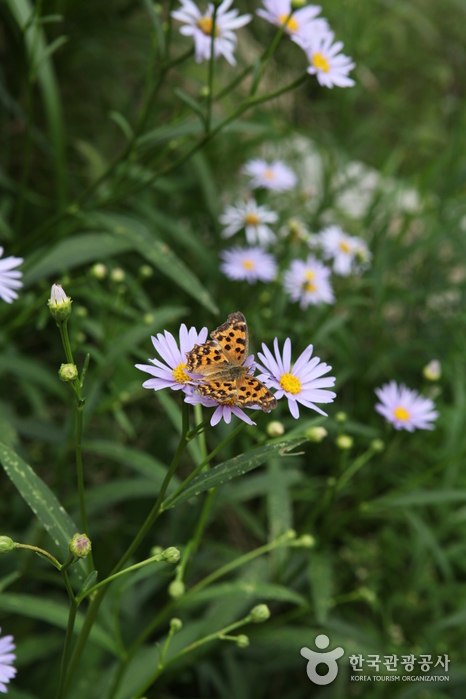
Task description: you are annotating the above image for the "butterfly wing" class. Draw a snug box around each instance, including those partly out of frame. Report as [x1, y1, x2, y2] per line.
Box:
[210, 311, 249, 366]
[235, 374, 278, 413]
[186, 341, 231, 377]
[196, 378, 238, 404]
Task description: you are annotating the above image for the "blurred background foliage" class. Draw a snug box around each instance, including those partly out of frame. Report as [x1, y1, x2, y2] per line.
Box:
[1, 0, 466, 697]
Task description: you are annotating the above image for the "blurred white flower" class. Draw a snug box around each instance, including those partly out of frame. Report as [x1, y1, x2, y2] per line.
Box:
[220, 246, 277, 284]
[423, 360, 441, 382]
[0, 628, 16, 693]
[375, 381, 439, 431]
[257, 0, 328, 43]
[172, 0, 252, 65]
[294, 30, 355, 88]
[0, 247, 23, 304]
[219, 199, 278, 246]
[316, 225, 371, 276]
[283, 255, 335, 308]
[242, 158, 297, 191]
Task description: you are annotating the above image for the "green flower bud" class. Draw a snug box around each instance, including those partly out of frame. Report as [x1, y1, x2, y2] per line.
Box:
[249, 604, 271, 623]
[267, 421, 285, 437]
[370, 439, 385, 452]
[295, 534, 315, 548]
[0, 536, 15, 553]
[236, 634, 249, 648]
[90, 263, 107, 279]
[144, 313, 155, 325]
[48, 284, 72, 322]
[59, 363, 78, 383]
[110, 268, 125, 283]
[161, 547, 181, 564]
[69, 533, 92, 558]
[75, 306, 88, 318]
[170, 617, 183, 632]
[335, 411, 347, 423]
[306, 426, 328, 442]
[336, 434, 353, 450]
[199, 85, 210, 98]
[168, 580, 185, 599]
[291, 0, 306, 9]
[140, 265, 153, 278]
[359, 587, 376, 604]
[150, 545, 163, 557]
[423, 359, 441, 381]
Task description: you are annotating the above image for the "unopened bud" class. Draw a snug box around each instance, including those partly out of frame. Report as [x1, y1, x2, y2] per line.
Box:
[150, 545, 163, 557]
[59, 363, 78, 383]
[199, 85, 210, 98]
[168, 580, 185, 599]
[48, 284, 72, 322]
[0, 536, 15, 553]
[91, 263, 107, 279]
[162, 547, 180, 564]
[335, 412, 347, 423]
[370, 439, 385, 452]
[69, 533, 92, 558]
[140, 265, 153, 278]
[291, 0, 306, 8]
[423, 359, 441, 381]
[170, 617, 183, 632]
[249, 604, 271, 623]
[111, 268, 125, 283]
[336, 434, 353, 450]
[306, 426, 328, 443]
[236, 634, 249, 648]
[267, 421, 285, 437]
[295, 534, 315, 548]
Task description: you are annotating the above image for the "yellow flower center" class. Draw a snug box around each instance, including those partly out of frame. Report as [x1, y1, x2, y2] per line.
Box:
[313, 52, 330, 73]
[197, 16, 219, 36]
[264, 168, 275, 179]
[339, 241, 351, 253]
[244, 213, 260, 226]
[242, 259, 255, 270]
[279, 14, 299, 32]
[305, 271, 315, 280]
[172, 362, 190, 384]
[394, 406, 410, 421]
[304, 281, 317, 292]
[279, 373, 302, 394]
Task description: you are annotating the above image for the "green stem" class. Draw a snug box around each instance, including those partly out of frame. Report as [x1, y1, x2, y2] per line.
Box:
[57, 560, 78, 699]
[250, 12, 292, 96]
[336, 447, 376, 492]
[14, 543, 61, 570]
[75, 404, 93, 572]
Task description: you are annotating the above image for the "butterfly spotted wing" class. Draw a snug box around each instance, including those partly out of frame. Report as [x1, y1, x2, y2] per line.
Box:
[186, 312, 248, 377]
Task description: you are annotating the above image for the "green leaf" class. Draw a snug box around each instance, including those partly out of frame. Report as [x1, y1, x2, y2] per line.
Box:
[70, 479, 159, 516]
[31, 36, 69, 81]
[165, 438, 307, 509]
[184, 581, 307, 607]
[108, 110, 134, 140]
[0, 593, 117, 653]
[368, 489, 466, 509]
[308, 551, 333, 624]
[175, 88, 206, 122]
[93, 213, 219, 314]
[80, 571, 98, 595]
[0, 352, 67, 400]
[22, 233, 133, 286]
[0, 442, 85, 573]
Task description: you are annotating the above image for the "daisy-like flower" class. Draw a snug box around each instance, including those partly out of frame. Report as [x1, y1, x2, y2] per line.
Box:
[257, 338, 336, 419]
[219, 199, 278, 246]
[316, 225, 371, 276]
[136, 324, 208, 394]
[375, 381, 439, 432]
[171, 0, 252, 65]
[283, 255, 335, 308]
[294, 31, 355, 88]
[220, 246, 277, 284]
[256, 0, 329, 43]
[0, 628, 16, 693]
[242, 159, 298, 192]
[0, 247, 23, 304]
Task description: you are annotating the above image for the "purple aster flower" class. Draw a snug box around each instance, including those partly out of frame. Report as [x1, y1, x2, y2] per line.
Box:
[283, 256, 335, 308]
[0, 247, 23, 304]
[0, 628, 16, 693]
[220, 246, 277, 284]
[375, 381, 439, 432]
[257, 338, 336, 419]
[136, 324, 208, 394]
[242, 159, 298, 191]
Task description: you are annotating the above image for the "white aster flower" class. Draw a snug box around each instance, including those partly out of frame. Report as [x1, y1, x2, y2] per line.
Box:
[316, 225, 371, 276]
[171, 0, 252, 65]
[257, 0, 328, 43]
[375, 381, 439, 432]
[242, 159, 298, 191]
[136, 324, 208, 394]
[0, 628, 16, 693]
[294, 30, 355, 88]
[0, 247, 23, 304]
[283, 255, 335, 308]
[219, 199, 278, 246]
[220, 246, 277, 284]
[257, 338, 336, 419]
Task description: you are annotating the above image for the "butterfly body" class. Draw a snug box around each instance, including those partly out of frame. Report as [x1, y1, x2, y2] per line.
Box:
[186, 312, 277, 413]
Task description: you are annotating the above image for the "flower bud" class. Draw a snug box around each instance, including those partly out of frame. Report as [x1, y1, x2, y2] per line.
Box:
[91, 263, 107, 279]
[199, 85, 210, 98]
[423, 359, 441, 381]
[75, 306, 88, 318]
[161, 547, 181, 564]
[336, 434, 353, 450]
[335, 411, 347, 423]
[150, 545, 163, 557]
[59, 363, 78, 383]
[249, 604, 271, 623]
[236, 634, 249, 648]
[267, 421, 285, 437]
[168, 580, 185, 599]
[140, 265, 153, 278]
[170, 617, 183, 632]
[110, 268, 125, 282]
[295, 534, 315, 548]
[69, 533, 92, 558]
[306, 426, 328, 443]
[359, 587, 376, 604]
[370, 439, 385, 452]
[291, 0, 306, 8]
[48, 284, 72, 322]
[0, 536, 15, 554]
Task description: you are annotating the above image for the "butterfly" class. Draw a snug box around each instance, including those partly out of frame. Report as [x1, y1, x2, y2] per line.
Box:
[185, 312, 277, 413]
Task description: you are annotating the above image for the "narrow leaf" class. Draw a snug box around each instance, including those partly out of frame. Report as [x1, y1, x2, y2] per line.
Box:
[108, 110, 134, 140]
[175, 88, 206, 121]
[80, 571, 98, 595]
[368, 489, 466, 509]
[31, 36, 68, 81]
[308, 551, 333, 624]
